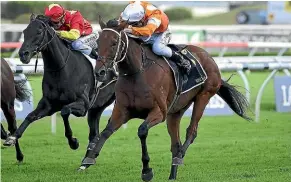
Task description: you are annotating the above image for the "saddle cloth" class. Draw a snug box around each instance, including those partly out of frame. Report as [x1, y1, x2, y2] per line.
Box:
[163, 44, 207, 94]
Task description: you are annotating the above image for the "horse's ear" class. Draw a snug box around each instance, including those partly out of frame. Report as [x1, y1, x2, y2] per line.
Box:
[30, 13, 36, 22]
[98, 15, 106, 30]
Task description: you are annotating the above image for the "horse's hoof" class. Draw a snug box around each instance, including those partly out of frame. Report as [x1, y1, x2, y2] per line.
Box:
[77, 165, 90, 172]
[17, 154, 24, 162]
[141, 168, 154, 182]
[169, 177, 176, 181]
[82, 157, 96, 165]
[17, 160, 24, 165]
[69, 138, 79, 150]
[172, 157, 183, 165]
[3, 136, 17, 147]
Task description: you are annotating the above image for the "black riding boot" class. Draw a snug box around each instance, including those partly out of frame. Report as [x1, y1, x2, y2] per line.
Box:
[89, 49, 99, 60]
[170, 51, 191, 75]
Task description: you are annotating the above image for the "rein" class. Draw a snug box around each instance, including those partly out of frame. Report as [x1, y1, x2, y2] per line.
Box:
[32, 18, 69, 72]
[100, 28, 156, 77]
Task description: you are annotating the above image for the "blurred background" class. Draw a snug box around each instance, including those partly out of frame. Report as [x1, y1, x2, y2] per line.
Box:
[1, 1, 291, 55]
[1, 1, 291, 182]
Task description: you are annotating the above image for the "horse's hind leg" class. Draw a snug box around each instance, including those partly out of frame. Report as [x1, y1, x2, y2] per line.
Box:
[167, 112, 184, 180]
[2, 102, 24, 162]
[1, 124, 8, 140]
[182, 92, 214, 157]
[61, 99, 87, 150]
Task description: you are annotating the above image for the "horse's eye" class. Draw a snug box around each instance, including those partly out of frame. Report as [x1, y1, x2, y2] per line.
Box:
[37, 31, 42, 35]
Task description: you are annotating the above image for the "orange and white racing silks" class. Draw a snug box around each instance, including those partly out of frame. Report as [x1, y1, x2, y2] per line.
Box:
[128, 1, 169, 36]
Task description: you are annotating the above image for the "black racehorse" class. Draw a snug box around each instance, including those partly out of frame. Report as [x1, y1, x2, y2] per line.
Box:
[4, 14, 116, 153]
[1, 57, 31, 162]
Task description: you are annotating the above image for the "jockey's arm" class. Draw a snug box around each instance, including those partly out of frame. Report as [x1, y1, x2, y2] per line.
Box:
[57, 15, 83, 41]
[57, 29, 80, 40]
[131, 12, 162, 36]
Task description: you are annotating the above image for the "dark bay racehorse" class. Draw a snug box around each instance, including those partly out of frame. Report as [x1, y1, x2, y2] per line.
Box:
[79, 19, 251, 181]
[1, 57, 31, 162]
[4, 15, 116, 153]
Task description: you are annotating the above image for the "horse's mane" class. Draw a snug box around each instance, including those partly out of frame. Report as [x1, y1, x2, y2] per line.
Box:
[35, 14, 50, 23]
[29, 14, 70, 49]
[105, 19, 144, 45]
[106, 19, 120, 28]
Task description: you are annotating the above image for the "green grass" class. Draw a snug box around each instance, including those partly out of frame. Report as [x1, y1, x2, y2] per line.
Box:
[1, 72, 291, 182]
[172, 4, 267, 25]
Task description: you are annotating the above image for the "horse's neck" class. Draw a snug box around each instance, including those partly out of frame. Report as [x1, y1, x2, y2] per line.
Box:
[118, 39, 143, 76]
[41, 37, 69, 71]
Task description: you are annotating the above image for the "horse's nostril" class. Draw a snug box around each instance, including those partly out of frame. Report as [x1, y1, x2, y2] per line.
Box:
[98, 69, 106, 77]
[23, 51, 30, 56]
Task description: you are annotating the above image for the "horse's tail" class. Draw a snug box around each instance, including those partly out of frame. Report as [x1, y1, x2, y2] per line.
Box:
[217, 79, 252, 121]
[14, 79, 31, 102]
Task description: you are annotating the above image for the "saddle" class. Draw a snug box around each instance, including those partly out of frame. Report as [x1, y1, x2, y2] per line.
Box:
[142, 43, 207, 94]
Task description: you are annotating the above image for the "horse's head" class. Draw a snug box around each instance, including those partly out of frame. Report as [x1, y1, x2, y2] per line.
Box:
[19, 14, 56, 64]
[95, 16, 129, 82]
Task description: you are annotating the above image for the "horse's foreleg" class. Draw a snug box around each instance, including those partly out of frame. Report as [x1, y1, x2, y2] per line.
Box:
[4, 97, 53, 146]
[60, 99, 88, 150]
[87, 109, 102, 142]
[167, 112, 184, 180]
[138, 106, 164, 182]
[4, 103, 24, 162]
[182, 92, 212, 157]
[87, 95, 115, 142]
[79, 105, 128, 170]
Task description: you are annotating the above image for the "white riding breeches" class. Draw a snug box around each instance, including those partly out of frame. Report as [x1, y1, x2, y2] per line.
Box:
[71, 31, 99, 55]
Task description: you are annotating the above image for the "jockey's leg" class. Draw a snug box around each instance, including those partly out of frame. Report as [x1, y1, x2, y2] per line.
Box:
[152, 29, 191, 75]
[71, 32, 99, 60]
[170, 51, 191, 75]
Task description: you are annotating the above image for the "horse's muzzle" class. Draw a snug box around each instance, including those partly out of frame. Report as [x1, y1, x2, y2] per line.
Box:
[19, 50, 32, 64]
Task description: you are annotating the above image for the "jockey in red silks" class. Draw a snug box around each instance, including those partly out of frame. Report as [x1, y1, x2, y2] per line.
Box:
[119, 1, 191, 74]
[44, 4, 99, 60]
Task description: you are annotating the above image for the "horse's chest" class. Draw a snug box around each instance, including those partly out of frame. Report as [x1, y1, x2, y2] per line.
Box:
[116, 87, 153, 109]
[43, 84, 77, 103]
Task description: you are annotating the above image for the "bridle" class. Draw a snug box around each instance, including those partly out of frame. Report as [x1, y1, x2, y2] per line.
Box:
[32, 18, 57, 54]
[28, 17, 69, 72]
[97, 28, 129, 72]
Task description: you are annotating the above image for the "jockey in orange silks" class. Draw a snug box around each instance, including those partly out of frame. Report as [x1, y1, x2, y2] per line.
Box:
[119, 1, 191, 74]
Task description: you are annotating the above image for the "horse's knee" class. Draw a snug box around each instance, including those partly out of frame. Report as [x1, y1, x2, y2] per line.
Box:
[61, 106, 71, 116]
[138, 123, 148, 139]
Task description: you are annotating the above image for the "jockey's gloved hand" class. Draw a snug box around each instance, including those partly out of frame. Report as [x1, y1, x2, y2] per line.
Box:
[124, 28, 133, 33]
[55, 31, 61, 36]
